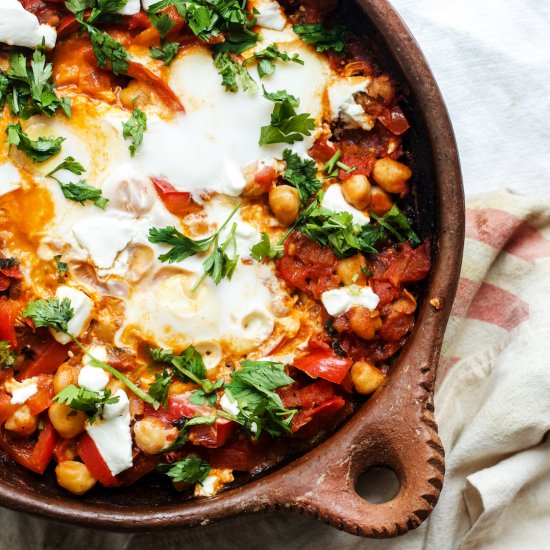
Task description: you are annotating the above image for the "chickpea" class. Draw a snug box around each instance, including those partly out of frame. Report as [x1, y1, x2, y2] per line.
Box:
[336, 255, 367, 286]
[269, 185, 300, 226]
[351, 361, 385, 395]
[53, 362, 78, 395]
[5, 405, 38, 436]
[372, 158, 412, 194]
[342, 175, 372, 210]
[369, 185, 394, 216]
[55, 461, 97, 495]
[349, 307, 382, 340]
[48, 402, 86, 439]
[133, 418, 178, 455]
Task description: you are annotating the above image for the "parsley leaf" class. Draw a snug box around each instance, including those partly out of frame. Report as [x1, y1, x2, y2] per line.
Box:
[23, 297, 74, 333]
[149, 11, 176, 38]
[58, 180, 109, 209]
[0, 341, 17, 370]
[213, 52, 257, 93]
[6, 122, 64, 163]
[150, 41, 179, 65]
[150, 345, 208, 386]
[148, 369, 173, 408]
[159, 456, 211, 483]
[66, 0, 127, 23]
[293, 23, 345, 53]
[370, 204, 420, 245]
[54, 384, 119, 424]
[190, 379, 224, 406]
[250, 231, 283, 262]
[1, 51, 71, 119]
[122, 108, 147, 157]
[148, 202, 240, 263]
[192, 222, 239, 290]
[282, 149, 321, 204]
[163, 414, 217, 452]
[212, 29, 259, 54]
[46, 156, 85, 178]
[225, 360, 296, 437]
[87, 25, 130, 75]
[259, 88, 315, 146]
[246, 44, 303, 79]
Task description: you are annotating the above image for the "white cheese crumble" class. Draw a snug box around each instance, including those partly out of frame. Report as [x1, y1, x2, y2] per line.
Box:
[0, 162, 21, 197]
[117, 0, 140, 15]
[9, 380, 38, 405]
[0, 0, 57, 49]
[86, 389, 133, 476]
[78, 346, 110, 392]
[194, 468, 234, 497]
[321, 184, 370, 225]
[220, 392, 240, 417]
[321, 285, 380, 316]
[328, 76, 375, 131]
[51, 286, 94, 345]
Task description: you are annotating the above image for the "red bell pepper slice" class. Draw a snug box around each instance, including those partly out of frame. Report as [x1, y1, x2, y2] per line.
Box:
[0, 418, 58, 474]
[77, 433, 120, 487]
[18, 339, 69, 380]
[294, 350, 352, 384]
[0, 299, 20, 348]
[208, 437, 261, 471]
[188, 417, 236, 448]
[151, 177, 202, 217]
[0, 391, 18, 424]
[117, 452, 159, 487]
[26, 376, 54, 415]
[292, 396, 346, 434]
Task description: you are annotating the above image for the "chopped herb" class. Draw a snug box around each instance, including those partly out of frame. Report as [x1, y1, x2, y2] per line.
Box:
[225, 360, 296, 437]
[259, 87, 315, 146]
[66, 0, 127, 23]
[54, 255, 69, 276]
[212, 29, 259, 54]
[213, 52, 257, 93]
[148, 202, 240, 263]
[150, 41, 179, 65]
[82, 23, 130, 75]
[58, 180, 109, 209]
[148, 369, 173, 409]
[122, 108, 147, 157]
[6, 122, 64, 163]
[190, 379, 224, 406]
[23, 298, 160, 408]
[54, 384, 119, 424]
[282, 149, 321, 204]
[0, 341, 17, 370]
[245, 44, 303, 79]
[0, 51, 71, 119]
[159, 456, 211, 484]
[150, 346, 208, 386]
[250, 231, 283, 262]
[163, 414, 217, 452]
[370, 204, 420, 245]
[293, 23, 345, 53]
[46, 156, 85, 178]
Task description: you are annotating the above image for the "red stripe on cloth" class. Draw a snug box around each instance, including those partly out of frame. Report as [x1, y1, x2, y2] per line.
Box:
[466, 208, 550, 264]
[503, 221, 550, 264]
[438, 356, 461, 379]
[451, 278, 529, 331]
[465, 208, 522, 249]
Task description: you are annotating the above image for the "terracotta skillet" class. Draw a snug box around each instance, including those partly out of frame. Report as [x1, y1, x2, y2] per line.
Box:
[0, 0, 464, 538]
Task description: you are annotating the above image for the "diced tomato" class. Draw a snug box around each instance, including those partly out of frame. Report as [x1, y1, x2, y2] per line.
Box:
[278, 232, 339, 299]
[18, 338, 69, 380]
[0, 299, 20, 348]
[126, 61, 184, 112]
[338, 154, 376, 181]
[208, 437, 261, 471]
[151, 177, 202, 217]
[124, 12, 151, 30]
[254, 165, 277, 186]
[26, 376, 54, 415]
[292, 396, 345, 434]
[308, 138, 338, 164]
[143, 394, 213, 424]
[0, 259, 22, 292]
[379, 310, 414, 342]
[370, 279, 400, 307]
[294, 346, 352, 384]
[0, 418, 58, 474]
[279, 380, 335, 409]
[0, 391, 18, 424]
[188, 418, 236, 448]
[77, 433, 120, 487]
[56, 14, 79, 37]
[378, 106, 410, 136]
[117, 453, 159, 486]
[381, 241, 431, 287]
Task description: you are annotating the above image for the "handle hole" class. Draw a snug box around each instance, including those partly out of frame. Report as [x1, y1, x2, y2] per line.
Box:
[356, 466, 400, 504]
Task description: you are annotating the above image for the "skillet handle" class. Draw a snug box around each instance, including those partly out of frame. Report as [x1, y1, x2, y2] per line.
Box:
[263, 360, 445, 537]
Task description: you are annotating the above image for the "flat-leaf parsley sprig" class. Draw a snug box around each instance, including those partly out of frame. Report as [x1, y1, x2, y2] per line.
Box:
[23, 297, 159, 408]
